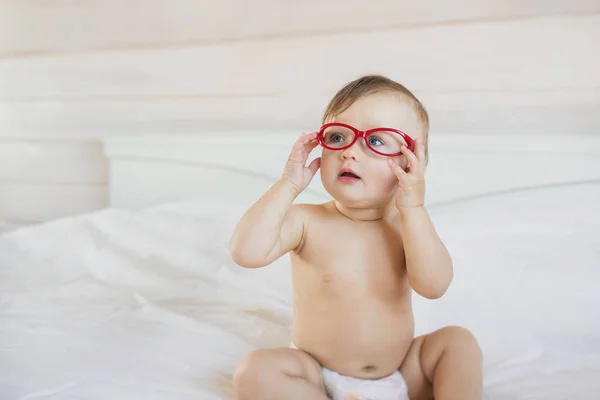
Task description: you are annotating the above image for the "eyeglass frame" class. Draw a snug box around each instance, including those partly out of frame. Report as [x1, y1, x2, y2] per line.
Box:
[316, 122, 415, 157]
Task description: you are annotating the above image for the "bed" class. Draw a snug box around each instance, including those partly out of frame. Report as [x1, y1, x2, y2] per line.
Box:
[1, 131, 600, 399]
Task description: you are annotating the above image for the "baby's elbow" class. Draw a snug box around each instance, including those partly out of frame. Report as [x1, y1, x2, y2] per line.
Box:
[230, 247, 269, 269]
[229, 237, 252, 268]
[230, 249, 256, 269]
[412, 276, 452, 300]
[230, 250, 245, 268]
[416, 284, 448, 299]
[229, 239, 249, 267]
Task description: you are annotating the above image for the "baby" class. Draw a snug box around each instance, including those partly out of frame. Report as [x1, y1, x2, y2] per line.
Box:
[229, 75, 483, 400]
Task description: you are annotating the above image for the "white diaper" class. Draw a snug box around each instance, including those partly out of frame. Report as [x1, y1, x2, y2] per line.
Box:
[321, 367, 409, 400]
[290, 342, 409, 400]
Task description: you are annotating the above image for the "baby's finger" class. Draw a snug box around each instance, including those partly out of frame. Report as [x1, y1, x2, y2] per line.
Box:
[298, 131, 316, 144]
[293, 136, 319, 166]
[302, 132, 319, 148]
[301, 136, 320, 155]
[387, 159, 406, 179]
[288, 134, 308, 162]
[305, 131, 318, 140]
[401, 145, 419, 173]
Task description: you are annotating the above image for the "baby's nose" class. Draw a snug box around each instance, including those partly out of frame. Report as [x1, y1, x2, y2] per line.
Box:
[341, 144, 360, 160]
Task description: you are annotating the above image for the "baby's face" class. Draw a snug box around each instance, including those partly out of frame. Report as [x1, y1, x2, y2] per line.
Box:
[319, 92, 423, 208]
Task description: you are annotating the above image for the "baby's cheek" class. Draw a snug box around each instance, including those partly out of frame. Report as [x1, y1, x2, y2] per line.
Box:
[376, 167, 400, 190]
[319, 154, 335, 173]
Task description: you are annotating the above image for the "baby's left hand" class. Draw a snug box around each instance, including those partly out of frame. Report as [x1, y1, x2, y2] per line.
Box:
[387, 138, 426, 209]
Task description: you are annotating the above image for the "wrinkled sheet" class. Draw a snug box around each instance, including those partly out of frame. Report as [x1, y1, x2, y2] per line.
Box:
[1, 183, 599, 400]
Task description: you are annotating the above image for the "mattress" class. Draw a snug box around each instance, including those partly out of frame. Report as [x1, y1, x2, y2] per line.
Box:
[1, 182, 599, 399]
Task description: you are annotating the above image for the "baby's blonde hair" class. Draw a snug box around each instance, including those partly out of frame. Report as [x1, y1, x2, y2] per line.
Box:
[322, 74, 429, 161]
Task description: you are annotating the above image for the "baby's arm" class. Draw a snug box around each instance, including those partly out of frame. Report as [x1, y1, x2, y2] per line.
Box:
[388, 140, 453, 299]
[229, 132, 320, 268]
[399, 206, 453, 299]
[230, 180, 305, 268]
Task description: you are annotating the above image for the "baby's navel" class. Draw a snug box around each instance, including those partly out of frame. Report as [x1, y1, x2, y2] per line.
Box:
[322, 274, 332, 283]
[362, 365, 376, 373]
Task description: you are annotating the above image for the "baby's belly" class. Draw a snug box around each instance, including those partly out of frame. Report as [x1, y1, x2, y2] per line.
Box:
[292, 295, 415, 379]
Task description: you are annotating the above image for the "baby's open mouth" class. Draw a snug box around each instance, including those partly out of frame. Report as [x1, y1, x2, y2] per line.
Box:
[340, 171, 360, 179]
[338, 168, 361, 182]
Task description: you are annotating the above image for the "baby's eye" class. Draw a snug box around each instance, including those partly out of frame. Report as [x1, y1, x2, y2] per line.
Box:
[368, 136, 384, 146]
[327, 133, 345, 143]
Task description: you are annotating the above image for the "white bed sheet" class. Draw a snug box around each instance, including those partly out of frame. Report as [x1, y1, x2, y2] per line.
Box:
[1, 183, 599, 400]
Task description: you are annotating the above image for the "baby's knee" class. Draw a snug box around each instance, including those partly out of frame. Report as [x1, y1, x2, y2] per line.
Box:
[235, 349, 296, 399]
[440, 326, 482, 358]
[233, 350, 272, 396]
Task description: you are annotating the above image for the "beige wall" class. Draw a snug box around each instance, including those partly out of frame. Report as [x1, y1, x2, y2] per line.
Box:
[1, 1, 599, 223]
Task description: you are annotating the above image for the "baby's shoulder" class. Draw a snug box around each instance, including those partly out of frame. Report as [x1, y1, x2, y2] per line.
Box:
[290, 201, 332, 220]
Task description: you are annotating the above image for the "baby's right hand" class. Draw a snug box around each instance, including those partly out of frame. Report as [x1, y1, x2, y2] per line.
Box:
[281, 132, 321, 194]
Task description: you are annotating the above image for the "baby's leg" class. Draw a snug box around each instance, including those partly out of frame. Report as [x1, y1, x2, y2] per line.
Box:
[233, 347, 328, 400]
[399, 326, 483, 400]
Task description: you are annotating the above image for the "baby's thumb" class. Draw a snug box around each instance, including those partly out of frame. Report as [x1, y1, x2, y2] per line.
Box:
[307, 157, 321, 176]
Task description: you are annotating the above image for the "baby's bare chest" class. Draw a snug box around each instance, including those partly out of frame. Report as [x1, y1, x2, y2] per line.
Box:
[299, 222, 408, 296]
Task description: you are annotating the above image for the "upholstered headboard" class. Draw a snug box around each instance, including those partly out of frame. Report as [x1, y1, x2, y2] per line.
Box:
[103, 132, 600, 210]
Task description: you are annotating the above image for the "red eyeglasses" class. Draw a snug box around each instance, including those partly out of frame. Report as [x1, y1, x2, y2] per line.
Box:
[317, 123, 415, 157]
